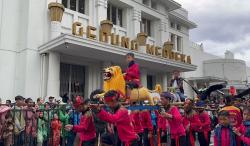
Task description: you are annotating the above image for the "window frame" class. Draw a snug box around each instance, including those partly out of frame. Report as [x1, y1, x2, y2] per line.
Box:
[62, 0, 86, 14]
[141, 18, 151, 36]
[177, 36, 182, 52]
[107, 3, 123, 27]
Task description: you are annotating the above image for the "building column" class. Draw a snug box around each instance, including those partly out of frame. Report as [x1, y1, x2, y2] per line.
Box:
[96, 0, 108, 24]
[174, 35, 177, 51]
[162, 73, 168, 91]
[141, 68, 147, 87]
[47, 52, 60, 98]
[132, 9, 141, 36]
[159, 18, 168, 45]
[46, 2, 64, 98]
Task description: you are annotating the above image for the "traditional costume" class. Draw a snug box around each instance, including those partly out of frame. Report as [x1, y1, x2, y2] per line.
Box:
[124, 60, 140, 88]
[238, 121, 250, 146]
[214, 125, 237, 146]
[97, 91, 138, 146]
[72, 111, 96, 146]
[183, 110, 202, 146]
[141, 110, 154, 146]
[130, 110, 143, 145]
[196, 101, 211, 146]
[51, 118, 62, 146]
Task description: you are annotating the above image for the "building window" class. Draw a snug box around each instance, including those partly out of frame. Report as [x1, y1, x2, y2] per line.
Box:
[177, 36, 182, 52]
[60, 63, 85, 97]
[177, 24, 181, 30]
[143, 0, 150, 6]
[141, 18, 151, 36]
[107, 3, 123, 27]
[147, 75, 156, 90]
[151, 1, 157, 9]
[170, 33, 175, 50]
[170, 22, 175, 28]
[62, 0, 86, 14]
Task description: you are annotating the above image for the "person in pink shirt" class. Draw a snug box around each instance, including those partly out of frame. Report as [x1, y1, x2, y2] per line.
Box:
[183, 99, 202, 146]
[130, 109, 143, 145]
[159, 92, 186, 146]
[65, 97, 96, 146]
[214, 110, 238, 146]
[141, 109, 154, 146]
[155, 110, 169, 146]
[196, 101, 211, 146]
[90, 90, 138, 146]
[233, 106, 250, 146]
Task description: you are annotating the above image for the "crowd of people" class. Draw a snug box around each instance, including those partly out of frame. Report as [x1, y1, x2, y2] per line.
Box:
[0, 90, 249, 146]
[0, 53, 250, 146]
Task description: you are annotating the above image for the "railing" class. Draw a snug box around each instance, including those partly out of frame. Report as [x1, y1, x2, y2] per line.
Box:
[0, 104, 80, 146]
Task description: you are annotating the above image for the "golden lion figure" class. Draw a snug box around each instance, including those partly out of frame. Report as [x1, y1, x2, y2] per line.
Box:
[103, 66, 159, 105]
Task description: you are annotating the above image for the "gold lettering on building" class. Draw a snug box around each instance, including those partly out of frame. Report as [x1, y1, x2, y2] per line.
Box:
[87, 26, 96, 40]
[99, 30, 109, 43]
[130, 40, 138, 51]
[72, 22, 84, 36]
[121, 36, 130, 49]
[111, 33, 119, 46]
[71, 21, 192, 64]
[155, 46, 161, 56]
[146, 44, 155, 55]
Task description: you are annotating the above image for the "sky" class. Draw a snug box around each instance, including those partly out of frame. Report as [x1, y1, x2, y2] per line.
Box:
[177, 0, 250, 66]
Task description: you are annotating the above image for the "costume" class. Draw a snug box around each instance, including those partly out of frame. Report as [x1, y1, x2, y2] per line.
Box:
[165, 106, 186, 146]
[130, 110, 143, 145]
[197, 111, 211, 146]
[124, 60, 140, 88]
[214, 125, 237, 146]
[50, 118, 62, 146]
[97, 106, 138, 146]
[183, 110, 202, 146]
[141, 110, 154, 146]
[72, 111, 96, 146]
[237, 121, 250, 146]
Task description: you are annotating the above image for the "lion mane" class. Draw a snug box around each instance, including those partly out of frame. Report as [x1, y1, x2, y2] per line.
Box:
[103, 66, 126, 96]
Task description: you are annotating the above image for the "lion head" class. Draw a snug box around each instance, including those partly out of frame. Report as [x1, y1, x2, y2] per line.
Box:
[103, 66, 126, 96]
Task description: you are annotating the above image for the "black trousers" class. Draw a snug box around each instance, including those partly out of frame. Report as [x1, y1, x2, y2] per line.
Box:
[82, 138, 96, 146]
[186, 131, 196, 146]
[137, 133, 143, 146]
[143, 128, 150, 146]
[121, 139, 138, 146]
[171, 136, 186, 146]
[198, 131, 211, 146]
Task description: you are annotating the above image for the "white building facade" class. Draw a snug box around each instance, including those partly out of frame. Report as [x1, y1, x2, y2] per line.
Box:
[0, 0, 199, 101]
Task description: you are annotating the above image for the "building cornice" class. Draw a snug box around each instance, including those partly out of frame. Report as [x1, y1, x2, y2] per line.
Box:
[38, 34, 197, 72]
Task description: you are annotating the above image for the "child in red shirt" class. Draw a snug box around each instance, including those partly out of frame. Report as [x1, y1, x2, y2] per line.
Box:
[65, 97, 96, 146]
[91, 90, 138, 146]
[214, 110, 237, 146]
[51, 113, 62, 146]
[124, 53, 140, 88]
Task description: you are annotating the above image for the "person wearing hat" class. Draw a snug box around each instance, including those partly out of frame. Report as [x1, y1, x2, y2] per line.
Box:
[182, 98, 202, 146]
[160, 92, 186, 146]
[90, 90, 138, 146]
[196, 101, 211, 146]
[65, 96, 96, 146]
